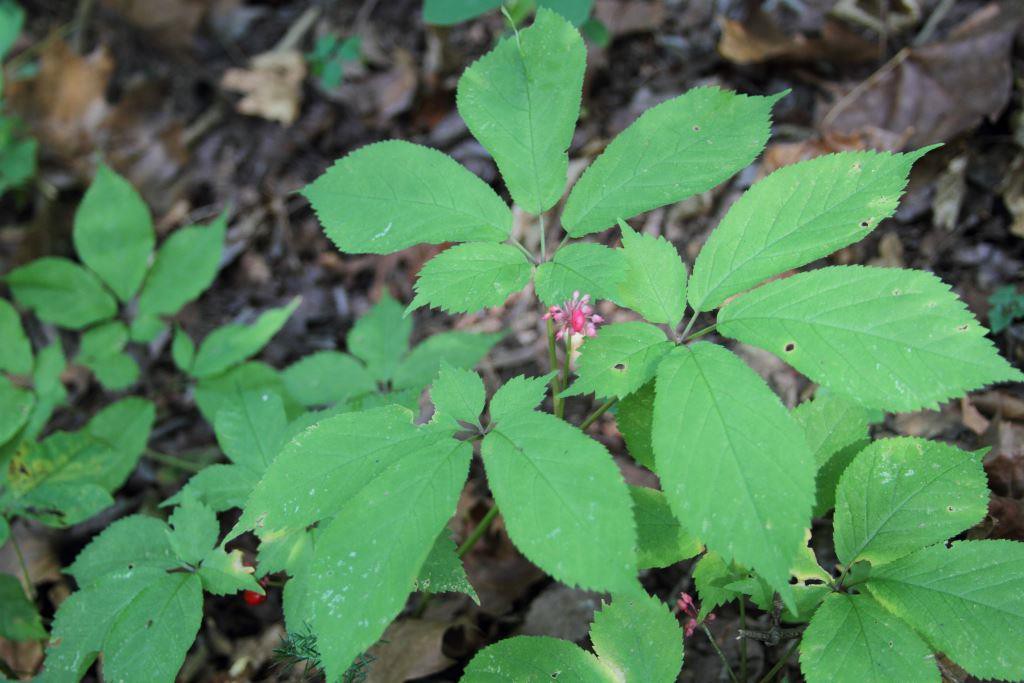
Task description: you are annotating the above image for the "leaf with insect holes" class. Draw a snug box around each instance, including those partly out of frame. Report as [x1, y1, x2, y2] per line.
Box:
[282, 350, 377, 407]
[717, 266, 1024, 412]
[409, 242, 533, 314]
[73, 164, 155, 301]
[688, 148, 934, 312]
[237, 405, 437, 538]
[7, 257, 117, 330]
[457, 8, 585, 213]
[489, 373, 555, 423]
[307, 436, 471, 682]
[137, 211, 226, 318]
[562, 88, 782, 237]
[431, 364, 485, 429]
[616, 220, 688, 327]
[865, 541, 1024, 680]
[833, 438, 989, 566]
[191, 297, 300, 379]
[393, 331, 503, 391]
[630, 485, 701, 570]
[415, 530, 479, 603]
[303, 140, 511, 254]
[590, 591, 684, 682]
[792, 392, 871, 516]
[0, 298, 32, 375]
[422, 0, 501, 25]
[800, 593, 939, 683]
[481, 410, 637, 591]
[534, 242, 626, 306]
[462, 636, 612, 682]
[653, 343, 815, 608]
[563, 322, 672, 399]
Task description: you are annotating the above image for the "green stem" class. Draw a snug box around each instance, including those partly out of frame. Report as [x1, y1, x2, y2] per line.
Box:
[557, 334, 571, 419]
[685, 323, 718, 342]
[757, 638, 800, 683]
[702, 623, 740, 683]
[538, 212, 547, 261]
[9, 525, 35, 601]
[509, 238, 537, 264]
[146, 449, 205, 473]
[457, 505, 500, 558]
[740, 596, 748, 682]
[580, 398, 617, 431]
[547, 319, 563, 417]
[679, 312, 699, 341]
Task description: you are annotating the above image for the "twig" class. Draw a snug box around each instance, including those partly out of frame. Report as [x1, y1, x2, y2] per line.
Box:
[547, 319, 563, 417]
[757, 638, 800, 683]
[71, 0, 96, 53]
[685, 323, 717, 342]
[914, 0, 956, 46]
[9, 525, 35, 601]
[275, 6, 321, 52]
[701, 623, 740, 683]
[457, 505, 500, 558]
[580, 398, 616, 430]
[146, 449, 205, 473]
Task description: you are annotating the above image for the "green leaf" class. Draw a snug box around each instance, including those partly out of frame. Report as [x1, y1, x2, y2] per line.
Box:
[282, 350, 377, 407]
[237, 405, 431, 537]
[462, 636, 612, 682]
[102, 573, 203, 683]
[800, 593, 938, 683]
[0, 375, 33, 445]
[630, 485, 701, 570]
[615, 381, 655, 469]
[6, 257, 117, 329]
[534, 242, 626, 306]
[457, 8, 585, 213]
[0, 132, 36, 195]
[537, 0, 594, 25]
[481, 410, 637, 591]
[191, 297, 300, 378]
[24, 340, 66, 440]
[0, 298, 32, 375]
[393, 330, 503, 391]
[347, 293, 411, 382]
[653, 343, 814, 606]
[0, 516, 7, 547]
[414, 530, 479, 603]
[303, 140, 511, 254]
[0, 0, 25, 59]
[562, 88, 781, 237]
[10, 481, 113, 527]
[616, 220, 687, 327]
[834, 438, 988, 566]
[688, 148, 931, 311]
[198, 547, 261, 596]
[431, 363, 485, 429]
[128, 312, 164, 342]
[83, 396, 155, 490]
[78, 321, 128, 362]
[171, 325, 195, 373]
[66, 515, 178, 586]
[214, 390, 287, 472]
[194, 361, 296, 425]
[793, 392, 870, 515]
[422, 0, 501, 25]
[865, 540, 1024, 680]
[162, 463, 260, 512]
[137, 211, 226, 317]
[409, 242, 533, 314]
[166, 493, 219, 564]
[257, 527, 313, 578]
[489, 372, 554, 423]
[693, 552, 743, 620]
[73, 164, 154, 301]
[0, 572, 46, 641]
[88, 351, 140, 390]
[590, 591, 683, 682]
[562, 322, 672, 399]
[717, 266, 1024, 411]
[307, 437, 471, 681]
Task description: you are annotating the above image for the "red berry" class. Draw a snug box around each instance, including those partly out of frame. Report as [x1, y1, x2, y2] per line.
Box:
[243, 590, 266, 606]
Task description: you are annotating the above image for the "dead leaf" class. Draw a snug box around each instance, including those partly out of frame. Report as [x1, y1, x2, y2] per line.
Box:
[518, 584, 603, 641]
[594, 0, 666, 37]
[831, 0, 921, 35]
[892, 406, 961, 439]
[869, 231, 904, 267]
[221, 50, 306, 125]
[370, 48, 418, 125]
[365, 619, 454, 683]
[972, 390, 1024, 421]
[961, 395, 991, 435]
[718, 10, 876, 65]
[932, 155, 967, 231]
[821, 2, 1022, 150]
[100, 0, 207, 47]
[1002, 154, 1024, 238]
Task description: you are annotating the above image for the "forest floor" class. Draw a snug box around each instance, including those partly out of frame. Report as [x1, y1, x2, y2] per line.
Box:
[1, 0, 1023, 681]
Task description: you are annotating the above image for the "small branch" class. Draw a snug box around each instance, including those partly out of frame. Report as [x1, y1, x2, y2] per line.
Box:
[757, 638, 800, 683]
[508, 237, 537, 264]
[739, 596, 748, 682]
[914, 0, 956, 46]
[679, 312, 699, 341]
[146, 449, 205, 473]
[538, 213, 547, 261]
[557, 334, 571, 419]
[9, 525, 35, 601]
[547, 319, 563, 417]
[685, 323, 717, 342]
[580, 398, 616, 431]
[701, 623, 740, 683]
[457, 505, 500, 558]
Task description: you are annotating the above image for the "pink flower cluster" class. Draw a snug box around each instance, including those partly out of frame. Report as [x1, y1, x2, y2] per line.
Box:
[543, 291, 603, 341]
[677, 591, 715, 637]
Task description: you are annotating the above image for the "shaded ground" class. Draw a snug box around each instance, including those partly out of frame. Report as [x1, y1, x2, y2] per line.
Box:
[1, 0, 1023, 680]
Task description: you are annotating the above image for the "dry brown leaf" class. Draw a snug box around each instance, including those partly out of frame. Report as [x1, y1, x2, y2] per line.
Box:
[1002, 154, 1024, 239]
[718, 10, 876, 65]
[100, 0, 207, 47]
[594, 0, 665, 36]
[932, 154, 967, 231]
[972, 390, 1024, 421]
[761, 132, 867, 174]
[370, 48, 418, 125]
[518, 584, 603, 641]
[831, 0, 921, 35]
[961, 395, 991, 435]
[821, 2, 1022, 150]
[221, 50, 306, 125]
[365, 619, 454, 683]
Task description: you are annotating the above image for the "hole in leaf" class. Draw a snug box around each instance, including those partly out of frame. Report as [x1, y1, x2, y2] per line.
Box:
[852, 162, 862, 171]
[859, 220, 870, 228]
[892, 289, 901, 296]
[146, 619, 154, 628]
[956, 324, 969, 332]
[692, 125, 700, 132]
[947, 505, 955, 512]
[784, 342, 796, 353]
[613, 363, 626, 371]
